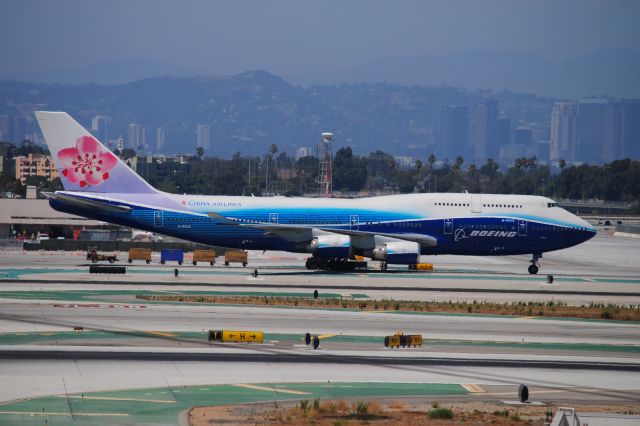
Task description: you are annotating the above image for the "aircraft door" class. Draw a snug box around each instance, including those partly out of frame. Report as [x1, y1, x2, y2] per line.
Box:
[269, 213, 279, 224]
[443, 218, 453, 234]
[350, 215, 359, 230]
[471, 195, 482, 213]
[153, 210, 163, 228]
[518, 220, 527, 236]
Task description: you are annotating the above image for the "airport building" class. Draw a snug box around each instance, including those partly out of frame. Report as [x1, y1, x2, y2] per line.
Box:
[0, 198, 102, 239]
[14, 153, 59, 185]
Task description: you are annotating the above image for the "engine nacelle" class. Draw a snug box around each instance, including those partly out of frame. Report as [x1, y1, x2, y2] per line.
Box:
[308, 234, 351, 258]
[372, 241, 420, 264]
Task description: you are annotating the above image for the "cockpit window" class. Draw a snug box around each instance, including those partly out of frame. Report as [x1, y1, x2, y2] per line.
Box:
[547, 202, 559, 208]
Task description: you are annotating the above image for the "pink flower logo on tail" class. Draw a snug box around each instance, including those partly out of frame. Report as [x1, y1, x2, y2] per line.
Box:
[57, 136, 117, 188]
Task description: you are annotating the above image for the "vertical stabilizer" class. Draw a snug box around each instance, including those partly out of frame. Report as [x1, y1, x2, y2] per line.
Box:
[35, 111, 157, 194]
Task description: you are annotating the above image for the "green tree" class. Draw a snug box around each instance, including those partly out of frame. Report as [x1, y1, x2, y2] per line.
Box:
[333, 146, 367, 192]
[120, 148, 137, 160]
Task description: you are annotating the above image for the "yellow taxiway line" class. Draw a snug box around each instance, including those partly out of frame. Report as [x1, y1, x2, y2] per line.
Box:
[462, 384, 486, 393]
[233, 384, 311, 395]
[317, 334, 336, 340]
[143, 330, 177, 338]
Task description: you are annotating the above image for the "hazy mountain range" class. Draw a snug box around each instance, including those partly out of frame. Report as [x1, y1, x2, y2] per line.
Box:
[0, 71, 557, 158]
[4, 50, 639, 99]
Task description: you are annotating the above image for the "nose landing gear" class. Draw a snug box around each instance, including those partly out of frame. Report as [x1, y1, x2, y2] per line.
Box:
[528, 253, 542, 274]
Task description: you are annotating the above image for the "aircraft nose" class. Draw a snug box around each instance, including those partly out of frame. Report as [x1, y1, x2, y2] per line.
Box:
[575, 217, 596, 243]
[580, 227, 597, 243]
[568, 214, 596, 243]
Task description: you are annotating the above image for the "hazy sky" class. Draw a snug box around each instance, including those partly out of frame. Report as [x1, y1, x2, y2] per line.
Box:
[1, 0, 639, 82]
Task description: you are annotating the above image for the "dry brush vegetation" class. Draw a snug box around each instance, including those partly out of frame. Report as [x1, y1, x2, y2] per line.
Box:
[136, 293, 640, 321]
[188, 398, 640, 426]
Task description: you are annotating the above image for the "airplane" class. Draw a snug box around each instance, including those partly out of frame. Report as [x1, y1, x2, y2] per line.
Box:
[35, 111, 596, 274]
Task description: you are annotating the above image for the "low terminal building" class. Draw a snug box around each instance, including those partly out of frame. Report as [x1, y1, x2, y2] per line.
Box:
[0, 198, 107, 239]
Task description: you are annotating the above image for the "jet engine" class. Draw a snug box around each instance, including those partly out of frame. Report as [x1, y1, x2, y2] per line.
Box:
[372, 241, 420, 264]
[307, 234, 351, 258]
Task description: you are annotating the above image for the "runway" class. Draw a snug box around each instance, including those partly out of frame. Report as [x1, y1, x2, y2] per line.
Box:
[2, 346, 639, 371]
[2, 302, 640, 345]
[0, 231, 639, 423]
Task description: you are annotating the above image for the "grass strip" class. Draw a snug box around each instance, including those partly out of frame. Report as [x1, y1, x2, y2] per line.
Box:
[135, 294, 640, 321]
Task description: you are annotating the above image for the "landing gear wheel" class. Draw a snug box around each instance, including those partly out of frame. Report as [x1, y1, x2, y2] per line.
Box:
[306, 257, 319, 270]
[528, 253, 542, 275]
[317, 258, 329, 270]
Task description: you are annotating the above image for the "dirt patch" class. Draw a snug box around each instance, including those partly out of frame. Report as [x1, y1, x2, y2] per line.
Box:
[137, 294, 640, 321]
[188, 399, 640, 425]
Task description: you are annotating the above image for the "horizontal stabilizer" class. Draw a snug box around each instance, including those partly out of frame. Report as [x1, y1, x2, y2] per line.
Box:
[51, 193, 132, 213]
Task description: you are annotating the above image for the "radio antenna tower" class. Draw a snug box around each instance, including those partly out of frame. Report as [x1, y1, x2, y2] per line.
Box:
[316, 132, 334, 197]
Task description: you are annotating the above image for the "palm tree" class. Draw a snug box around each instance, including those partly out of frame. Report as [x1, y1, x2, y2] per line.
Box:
[558, 158, 566, 171]
[454, 155, 464, 172]
[428, 154, 436, 170]
[196, 146, 204, 159]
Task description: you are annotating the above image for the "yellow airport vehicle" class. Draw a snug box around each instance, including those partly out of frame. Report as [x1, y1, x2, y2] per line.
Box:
[208, 329, 264, 343]
[224, 250, 248, 267]
[384, 331, 423, 348]
[128, 247, 151, 264]
[409, 263, 433, 271]
[193, 249, 216, 265]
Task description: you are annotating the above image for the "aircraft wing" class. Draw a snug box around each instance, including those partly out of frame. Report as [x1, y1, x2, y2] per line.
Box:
[207, 212, 437, 247]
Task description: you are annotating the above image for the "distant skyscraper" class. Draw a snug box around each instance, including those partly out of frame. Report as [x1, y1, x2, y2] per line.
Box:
[470, 99, 498, 164]
[577, 99, 609, 163]
[620, 100, 640, 160]
[141, 128, 147, 151]
[197, 124, 211, 150]
[128, 123, 142, 150]
[550, 102, 577, 162]
[156, 127, 166, 153]
[514, 127, 533, 146]
[91, 115, 111, 143]
[439, 105, 468, 160]
[496, 118, 511, 157]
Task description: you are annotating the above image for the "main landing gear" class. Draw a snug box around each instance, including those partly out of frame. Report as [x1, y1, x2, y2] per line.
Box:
[305, 256, 319, 270]
[528, 253, 542, 275]
[305, 256, 357, 271]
